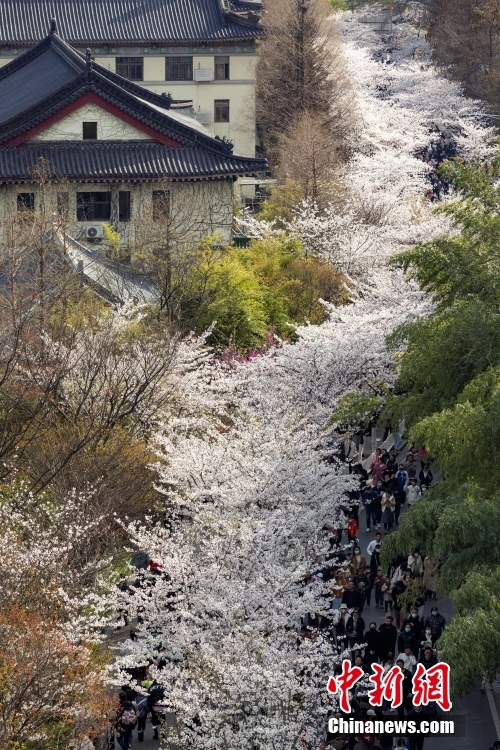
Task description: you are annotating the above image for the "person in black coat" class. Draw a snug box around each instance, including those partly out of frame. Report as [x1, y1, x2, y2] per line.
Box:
[403, 608, 423, 642]
[352, 462, 368, 482]
[370, 545, 382, 575]
[391, 579, 407, 631]
[341, 580, 364, 610]
[355, 567, 374, 608]
[394, 486, 406, 524]
[363, 623, 381, 668]
[378, 615, 398, 661]
[148, 684, 166, 741]
[395, 658, 414, 718]
[407, 705, 430, 750]
[346, 609, 365, 649]
[418, 647, 437, 669]
[398, 622, 418, 655]
[419, 464, 433, 488]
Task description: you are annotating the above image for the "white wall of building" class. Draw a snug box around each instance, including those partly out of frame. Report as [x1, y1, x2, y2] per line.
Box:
[30, 102, 153, 141]
[0, 179, 235, 248]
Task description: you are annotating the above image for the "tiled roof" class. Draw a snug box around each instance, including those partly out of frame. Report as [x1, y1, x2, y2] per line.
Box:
[0, 0, 264, 44]
[0, 44, 81, 123]
[0, 142, 267, 180]
[0, 34, 238, 155]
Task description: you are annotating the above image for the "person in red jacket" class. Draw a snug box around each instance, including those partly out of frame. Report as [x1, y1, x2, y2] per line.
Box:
[347, 516, 358, 543]
[354, 713, 380, 749]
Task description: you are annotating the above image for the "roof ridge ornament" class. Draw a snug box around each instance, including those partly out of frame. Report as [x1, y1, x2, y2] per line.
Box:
[86, 48, 93, 73]
[50, 18, 57, 34]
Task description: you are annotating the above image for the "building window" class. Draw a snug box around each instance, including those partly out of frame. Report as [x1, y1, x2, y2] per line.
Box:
[82, 122, 98, 140]
[116, 56, 144, 81]
[214, 56, 229, 80]
[152, 190, 170, 221]
[214, 99, 230, 123]
[76, 192, 112, 221]
[119, 191, 131, 222]
[57, 192, 70, 218]
[17, 193, 35, 211]
[165, 56, 193, 81]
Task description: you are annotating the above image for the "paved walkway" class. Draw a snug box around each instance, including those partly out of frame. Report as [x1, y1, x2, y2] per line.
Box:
[356, 442, 498, 749]
[106, 626, 176, 750]
[109, 435, 498, 749]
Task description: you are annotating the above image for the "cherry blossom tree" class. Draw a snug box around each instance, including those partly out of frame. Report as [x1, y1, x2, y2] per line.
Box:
[106, 282, 428, 748]
[104, 8, 497, 750]
[0, 483, 112, 749]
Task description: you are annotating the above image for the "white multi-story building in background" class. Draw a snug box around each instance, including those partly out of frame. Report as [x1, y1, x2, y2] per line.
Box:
[0, 0, 264, 156]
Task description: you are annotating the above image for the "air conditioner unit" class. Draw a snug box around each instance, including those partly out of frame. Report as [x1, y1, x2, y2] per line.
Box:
[195, 111, 212, 124]
[86, 225, 104, 239]
[194, 68, 213, 82]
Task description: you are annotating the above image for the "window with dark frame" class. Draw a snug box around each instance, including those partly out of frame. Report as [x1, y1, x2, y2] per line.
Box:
[116, 56, 144, 81]
[165, 56, 193, 81]
[76, 192, 112, 221]
[17, 193, 35, 211]
[152, 190, 171, 221]
[118, 191, 131, 222]
[214, 56, 230, 80]
[214, 99, 230, 123]
[57, 192, 70, 218]
[82, 122, 98, 140]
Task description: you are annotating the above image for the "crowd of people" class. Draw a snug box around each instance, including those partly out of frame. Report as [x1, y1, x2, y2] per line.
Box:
[302, 446, 449, 750]
[109, 681, 167, 749]
[85, 443, 493, 750]
[67, 675, 167, 750]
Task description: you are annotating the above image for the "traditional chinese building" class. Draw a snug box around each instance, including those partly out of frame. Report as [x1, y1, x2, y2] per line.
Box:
[0, 26, 266, 248]
[0, 0, 264, 156]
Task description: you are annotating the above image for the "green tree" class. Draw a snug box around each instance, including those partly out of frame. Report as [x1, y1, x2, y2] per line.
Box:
[388, 157, 500, 423]
[384, 156, 500, 696]
[169, 234, 349, 350]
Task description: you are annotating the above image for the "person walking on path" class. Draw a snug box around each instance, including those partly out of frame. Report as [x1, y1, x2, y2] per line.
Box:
[331, 571, 347, 610]
[403, 607, 423, 643]
[135, 691, 149, 743]
[424, 606, 446, 644]
[369, 544, 382, 575]
[382, 576, 393, 612]
[363, 486, 380, 533]
[381, 491, 396, 532]
[391, 579, 407, 631]
[398, 622, 418, 655]
[363, 622, 381, 667]
[423, 556, 439, 601]
[406, 479, 421, 506]
[374, 568, 385, 608]
[114, 691, 138, 750]
[396, 464, 408, 489]
[419, 464, 433, 489]
[408, 550, 423, 576]
[350, 546, 367, 577]
[347, 516, 359, 544]
[378, 615, 398, 661]
[367, 532, 382, 557]
[342, 580, 364, 612]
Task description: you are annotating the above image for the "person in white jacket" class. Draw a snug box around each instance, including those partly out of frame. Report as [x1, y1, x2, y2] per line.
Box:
[405, 479, 421, 505]
[367, 532, 382, 557]
[396, 647, 417, 673]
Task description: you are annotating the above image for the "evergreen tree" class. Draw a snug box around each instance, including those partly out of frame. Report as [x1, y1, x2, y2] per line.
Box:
[256, 0, 354, 167]
[385, 156, 500, 696]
